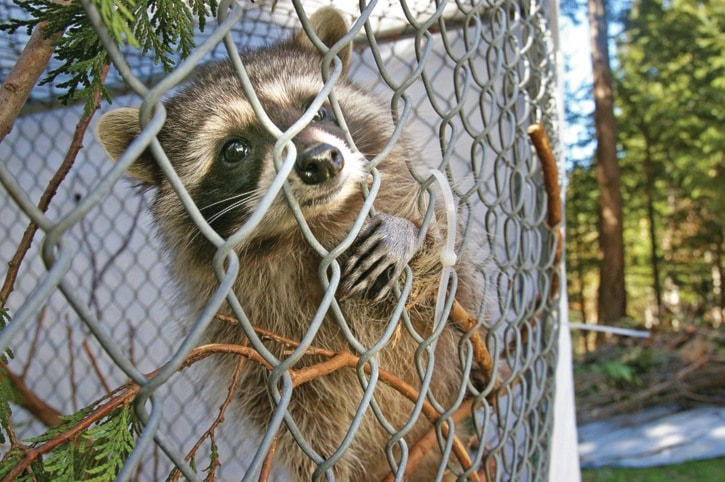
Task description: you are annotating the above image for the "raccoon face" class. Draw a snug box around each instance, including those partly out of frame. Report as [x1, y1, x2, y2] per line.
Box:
[179, 85, 370, 238]
[96, 8, 375, 241]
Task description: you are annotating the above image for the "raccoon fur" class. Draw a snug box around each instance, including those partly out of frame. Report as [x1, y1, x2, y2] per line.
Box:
[97, 8, 484, 481]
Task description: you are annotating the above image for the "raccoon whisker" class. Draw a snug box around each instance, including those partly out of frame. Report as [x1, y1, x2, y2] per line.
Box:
[205, 195, 260, 225]
[203, 189, 267, 222]
[184, 192, 263, 246]
[196, 190, 261, 212]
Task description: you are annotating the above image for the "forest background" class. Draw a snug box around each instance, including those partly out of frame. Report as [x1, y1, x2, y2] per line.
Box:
[563, 0, 724, 422]
[562, 0, 723, 344]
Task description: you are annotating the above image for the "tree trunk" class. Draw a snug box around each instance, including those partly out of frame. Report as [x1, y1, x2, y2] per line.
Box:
[588, 0, 626, 339]
[643, 131, 662, 317]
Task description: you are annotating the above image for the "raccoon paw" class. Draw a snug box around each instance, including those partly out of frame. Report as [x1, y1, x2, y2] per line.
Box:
[340, 214, 418, 302]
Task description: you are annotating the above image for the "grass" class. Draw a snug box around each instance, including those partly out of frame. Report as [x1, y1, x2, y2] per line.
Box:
[581, 457, 725, 481]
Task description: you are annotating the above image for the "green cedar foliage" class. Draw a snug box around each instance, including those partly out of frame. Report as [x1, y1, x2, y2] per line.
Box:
[0, 0, 219, 113]
[0, 403, 139, 481]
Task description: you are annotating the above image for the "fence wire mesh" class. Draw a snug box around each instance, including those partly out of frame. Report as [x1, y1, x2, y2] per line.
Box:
[1, 0, 563, 480]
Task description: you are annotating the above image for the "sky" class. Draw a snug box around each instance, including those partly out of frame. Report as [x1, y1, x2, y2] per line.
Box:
[559, 13, 597, 169]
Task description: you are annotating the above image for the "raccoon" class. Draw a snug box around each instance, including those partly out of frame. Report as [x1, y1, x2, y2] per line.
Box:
[97, 8, 483, 481]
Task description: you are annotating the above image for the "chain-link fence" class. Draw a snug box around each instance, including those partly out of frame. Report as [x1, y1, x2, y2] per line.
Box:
[1, 0, 565, 480]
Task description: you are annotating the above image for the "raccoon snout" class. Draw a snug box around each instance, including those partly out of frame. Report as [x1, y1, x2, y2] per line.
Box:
[295, 144, 344, 185]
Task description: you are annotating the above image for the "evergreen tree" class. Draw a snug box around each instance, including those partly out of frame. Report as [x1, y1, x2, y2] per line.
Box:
[616, 0, 724, 325]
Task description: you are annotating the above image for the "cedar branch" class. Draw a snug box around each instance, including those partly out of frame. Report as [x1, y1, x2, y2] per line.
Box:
[1, 343, 266, 481]
[4, 318, 484, 481]
[1, 381, 140, 481]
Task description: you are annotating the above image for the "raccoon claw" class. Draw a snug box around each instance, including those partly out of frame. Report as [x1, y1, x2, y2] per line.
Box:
[340, 214, 418, 301]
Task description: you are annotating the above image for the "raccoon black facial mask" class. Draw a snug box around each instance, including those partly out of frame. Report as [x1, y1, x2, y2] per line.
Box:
[96, 7, 485, 481]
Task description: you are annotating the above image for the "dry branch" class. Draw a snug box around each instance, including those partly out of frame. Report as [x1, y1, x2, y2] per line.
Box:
[578, 354, 723, 422]
[386, 397, 479, 482]
[216, 315, 483, 479]
[450, 299, 498, 400]
[0, 21, 62, 142]
[0, 362, 63, 428]
[527, 123, 561, 229]
[527, 122, 563, 298]
[259, 434, 278, 482]
[169, 351, 247, 482]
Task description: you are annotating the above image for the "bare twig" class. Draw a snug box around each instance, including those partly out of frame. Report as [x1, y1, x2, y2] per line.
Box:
[258, 433, 278, 482]
[169, 347, 247, 482]
[128, 320, 137, 366]
[86, 195, 144, 317]
[66, 318, 78, 412]
[82, 338, 113, 395]
[153, 445, 161, 482]
[1, 63, 110, 302]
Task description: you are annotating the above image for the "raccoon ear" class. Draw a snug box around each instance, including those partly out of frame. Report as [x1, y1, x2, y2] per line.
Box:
[96, 107, 161, 185]
[295, 7, 352, 75]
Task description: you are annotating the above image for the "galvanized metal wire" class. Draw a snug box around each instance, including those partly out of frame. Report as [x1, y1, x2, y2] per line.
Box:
[0, 0, 562, 480]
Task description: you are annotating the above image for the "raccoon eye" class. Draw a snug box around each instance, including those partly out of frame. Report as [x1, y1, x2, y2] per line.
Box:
[312, 107, 330, 122]
[311, 105, 338, 123]
[220, 139, 251, 165]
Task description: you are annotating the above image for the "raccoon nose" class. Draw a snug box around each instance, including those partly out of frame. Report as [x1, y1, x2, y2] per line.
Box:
[295, 144, 344, 185]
